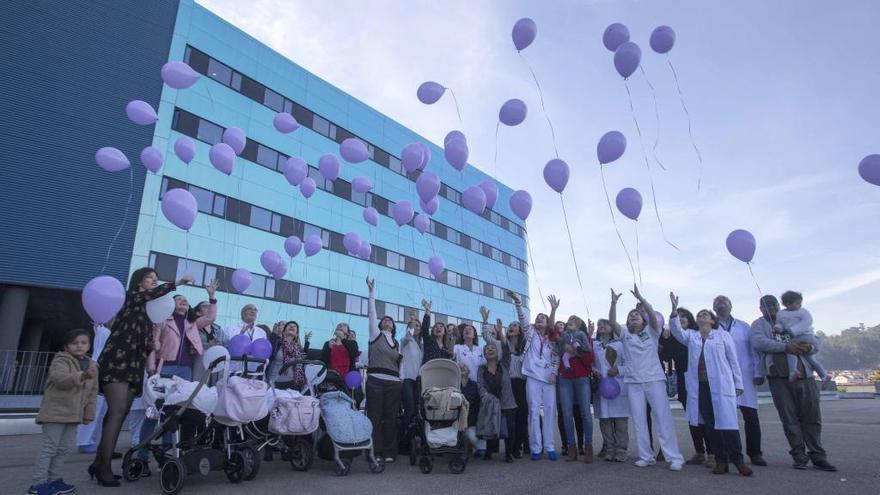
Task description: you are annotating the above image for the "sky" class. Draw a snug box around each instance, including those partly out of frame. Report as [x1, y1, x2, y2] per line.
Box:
[197, 0, 880, 335]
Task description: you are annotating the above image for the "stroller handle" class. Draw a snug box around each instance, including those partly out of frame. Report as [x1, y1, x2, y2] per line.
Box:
[279, 359, 326, 376]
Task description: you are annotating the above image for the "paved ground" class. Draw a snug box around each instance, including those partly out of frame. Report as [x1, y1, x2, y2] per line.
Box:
[3, 400, 877, 495]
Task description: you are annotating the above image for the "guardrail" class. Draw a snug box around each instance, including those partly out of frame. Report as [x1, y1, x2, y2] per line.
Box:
[0, 350, 54, 395]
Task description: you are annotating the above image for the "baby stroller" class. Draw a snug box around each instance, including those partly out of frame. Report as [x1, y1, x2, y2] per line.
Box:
[410, 359, 469, 474]
[314, 369, 385, 476]
[245, 359, 325, 472]
[122, 353, 269, 494]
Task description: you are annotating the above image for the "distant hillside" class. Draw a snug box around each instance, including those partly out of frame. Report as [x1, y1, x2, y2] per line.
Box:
[816, 324, 880, 370]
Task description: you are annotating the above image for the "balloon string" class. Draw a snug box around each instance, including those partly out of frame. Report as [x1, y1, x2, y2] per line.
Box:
[638, 65, 666, 171]
[101, 164, 134, 274]
[625, 80, 679, 251]
[559, 195, 590, 319]
[747, 263, 764, 300]
[599, 164, 637, 286]
[426, 234, 447, 302]
[667, 56, 704, 192]
[446, 87, 464, 129]
[520, 52, 559, 159]
[525, 234, 548, 312]
[635, 221, 643, 287]
[493, 121, 500, 178]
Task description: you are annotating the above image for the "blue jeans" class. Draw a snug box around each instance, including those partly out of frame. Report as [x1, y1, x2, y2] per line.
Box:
[138, 365, 193, 460]
[558, 376, 593, 447]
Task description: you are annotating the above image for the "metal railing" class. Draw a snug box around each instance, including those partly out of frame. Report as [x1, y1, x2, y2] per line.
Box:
[0, 350, 54, 395]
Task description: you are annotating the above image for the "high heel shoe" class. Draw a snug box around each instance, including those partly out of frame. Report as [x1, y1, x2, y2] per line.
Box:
[88, 465, 122, 486]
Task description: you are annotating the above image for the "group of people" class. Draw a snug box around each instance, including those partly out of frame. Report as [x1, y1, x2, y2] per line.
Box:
[27, 266, 838, 495]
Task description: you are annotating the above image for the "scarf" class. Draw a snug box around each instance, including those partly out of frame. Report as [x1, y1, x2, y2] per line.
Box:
[281, 338, 306, 388]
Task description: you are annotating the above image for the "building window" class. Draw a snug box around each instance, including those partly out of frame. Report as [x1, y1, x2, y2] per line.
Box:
[346, 294, 363, 315]
[265, 278, 276, 297]
[492, 248, 503, 262]
[313, 114, 330, 136]
[470, 238, 482, 253]
[446, 229, 460, 244]
[196, 119, 223, 144]
[447, 272, 460, 287]
[231, 72, 242, 91]
[243, 274, 266, 298]
[472, 280, 483, 294]
[256, 145, 279, 170]
[299, 285, 319, 306]
[271, 213, 281, 233]
[264, 88, 284, 112]
[493, 286, 503, 299]
[207, 58, 232, 86]
[445, 188, 460, 203]
[419, 261, 430, 278]
[351, 190, 367, 206]
[188, 185, 214, 214]
[283, 99, 293, 113]
[249, 206, 272, 231]
[490, 211, 502, 225]
[389, 156, 403, 175]
[303, 224, 329, 247]
[213, 195, 226, 216]
[386, 252, 405, 270]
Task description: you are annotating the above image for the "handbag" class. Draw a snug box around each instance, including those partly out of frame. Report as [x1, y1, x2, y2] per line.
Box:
[214, 375, 269, 424]
[269, 395, 320, 435]
[665, 369, 678, 398]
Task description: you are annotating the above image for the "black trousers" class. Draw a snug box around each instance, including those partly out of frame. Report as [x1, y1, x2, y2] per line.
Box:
[699, 382, 743, 464]
[511, 378, 529, 454]
[739, 405, 762, 457]
[767, 377, 826, 462]
[366, 376, 402, 458]
[486, 409, 518, 457]
[399, 378, 419, 452]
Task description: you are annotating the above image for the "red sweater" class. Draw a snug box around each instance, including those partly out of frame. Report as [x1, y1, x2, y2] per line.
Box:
[559, 335, 594, 379]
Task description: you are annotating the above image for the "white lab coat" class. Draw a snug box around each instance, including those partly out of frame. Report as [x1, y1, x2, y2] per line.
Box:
[669, 318, 743, 431]
[592, 339, 630, 419]
[718, 317, 761, 409]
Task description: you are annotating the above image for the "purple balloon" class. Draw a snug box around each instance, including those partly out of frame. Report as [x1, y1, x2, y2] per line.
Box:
[231, 268, 252, 293]
[614, 41, 641, 79]
[858, 154, 880, 186]
[125, 100, 158, 125]
[271, 263, 287, 280]
[726, 230, 756, 263]
[228, 334, 252, 358]
[95, 147, 130, 172]
[650, 26, 676, 54]
[509, 190, 532, 221]
[344, 370, 363, 389]
[417, 142, 431, 170]
[283, 157, 308, 186]
[417, 81, 445, 104]
[340, 138, 369, 163]
[462, 186, 487, 215]
[543, 158, 570, 193]
[416, 171, 441, 202]
[602, 23, 630, 52]
[401, 143, 425, 173]
[273, 112, 300, 133]
[161, 61, 199, 89]
[445, 130, 466, 146]
[414, 213, 430, 234]
[357, 242, 372, 260]
[597, 131, 627, 164]
[222, 127, 246, 155]
[250, 338, 272, 360]
[318, 154, 340, 182]
[81, 275, 125, 324]
[599, 376, 621, 399]
[174, 137, 196, 164]
[343, 231, 362, 254]
[161, 188, 198, 231]
[209, 143, 235, 175]
[304, 234, 323, 257]
[512, 17, 537, 51]
[428, 256, 445, 279]
[392, 200, 415, 226]
[420, 196, 439, 216]
[363, 206, 379, 227]
[352, 176, 373, 193]
[140, 146, 163, 173]
[260, 250, 284, 274]
[284, 236, 302, 258]
[479, 180, 498, 209]
[300, 177, 317, 198]
[499, 99, 528, 126]
[444, 139, 469, 171]
[615, 187, 643, 220]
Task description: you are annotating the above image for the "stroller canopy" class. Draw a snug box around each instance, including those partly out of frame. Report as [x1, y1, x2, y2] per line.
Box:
[419, 359, 461, 391]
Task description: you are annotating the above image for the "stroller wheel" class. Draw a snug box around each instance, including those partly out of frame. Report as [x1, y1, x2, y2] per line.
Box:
[418, 457, 433, 474]
[288, 439, 314, 472]
[409, 437, 420, 466]
[241, 445, 260, 481]
[159, 457, 185, 495]
[124, 457, 147, 482]
[369, 456, 385, 474]
[334, 459, 352, 477]
[225, 450, 246, 484]
[449, 456, 467, 474]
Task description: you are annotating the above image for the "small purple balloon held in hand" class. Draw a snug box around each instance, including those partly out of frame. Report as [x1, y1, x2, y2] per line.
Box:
[417, 81, 445, 104]
[512, 17, 537, 51]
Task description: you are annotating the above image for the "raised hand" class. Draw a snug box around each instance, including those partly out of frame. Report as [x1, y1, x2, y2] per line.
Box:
[495, 318, 505, 340]
[176, 274, 195, 286]
[305, 331, 312, 342]
[610, 289, 622, 304]
[421, 299, 432, 313]
[365, 277, 375, 292]
[206, 278, 220, 297]
[669, 291, 679, 311]
[479, 306, 489, 323]
[548, 295, 560, 310]
[630, 284, 643, 302]
[587, 319, 596, 337]
[507, 291, 521, 305]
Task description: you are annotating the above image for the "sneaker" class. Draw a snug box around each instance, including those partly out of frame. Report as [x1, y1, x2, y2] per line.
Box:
[634, 459, 656, 468]
[48, 479, 76, 495]
[547, 451, 558, 461]
[77, 444, 97, 454]
[669, 461, 683, 471]
[812, 459, 838, 472]
[530, 453, 541, 461]
[793, 459, 809, 470]
[26, 484, 42, 495]
[27, 484, 53, 495]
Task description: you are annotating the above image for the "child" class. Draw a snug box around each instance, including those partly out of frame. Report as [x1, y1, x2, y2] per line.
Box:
[29, 329, 98, 495]
[774, 291, 830, 387]
[558, 322, 589, 371]
[592, 319, 630, 462]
